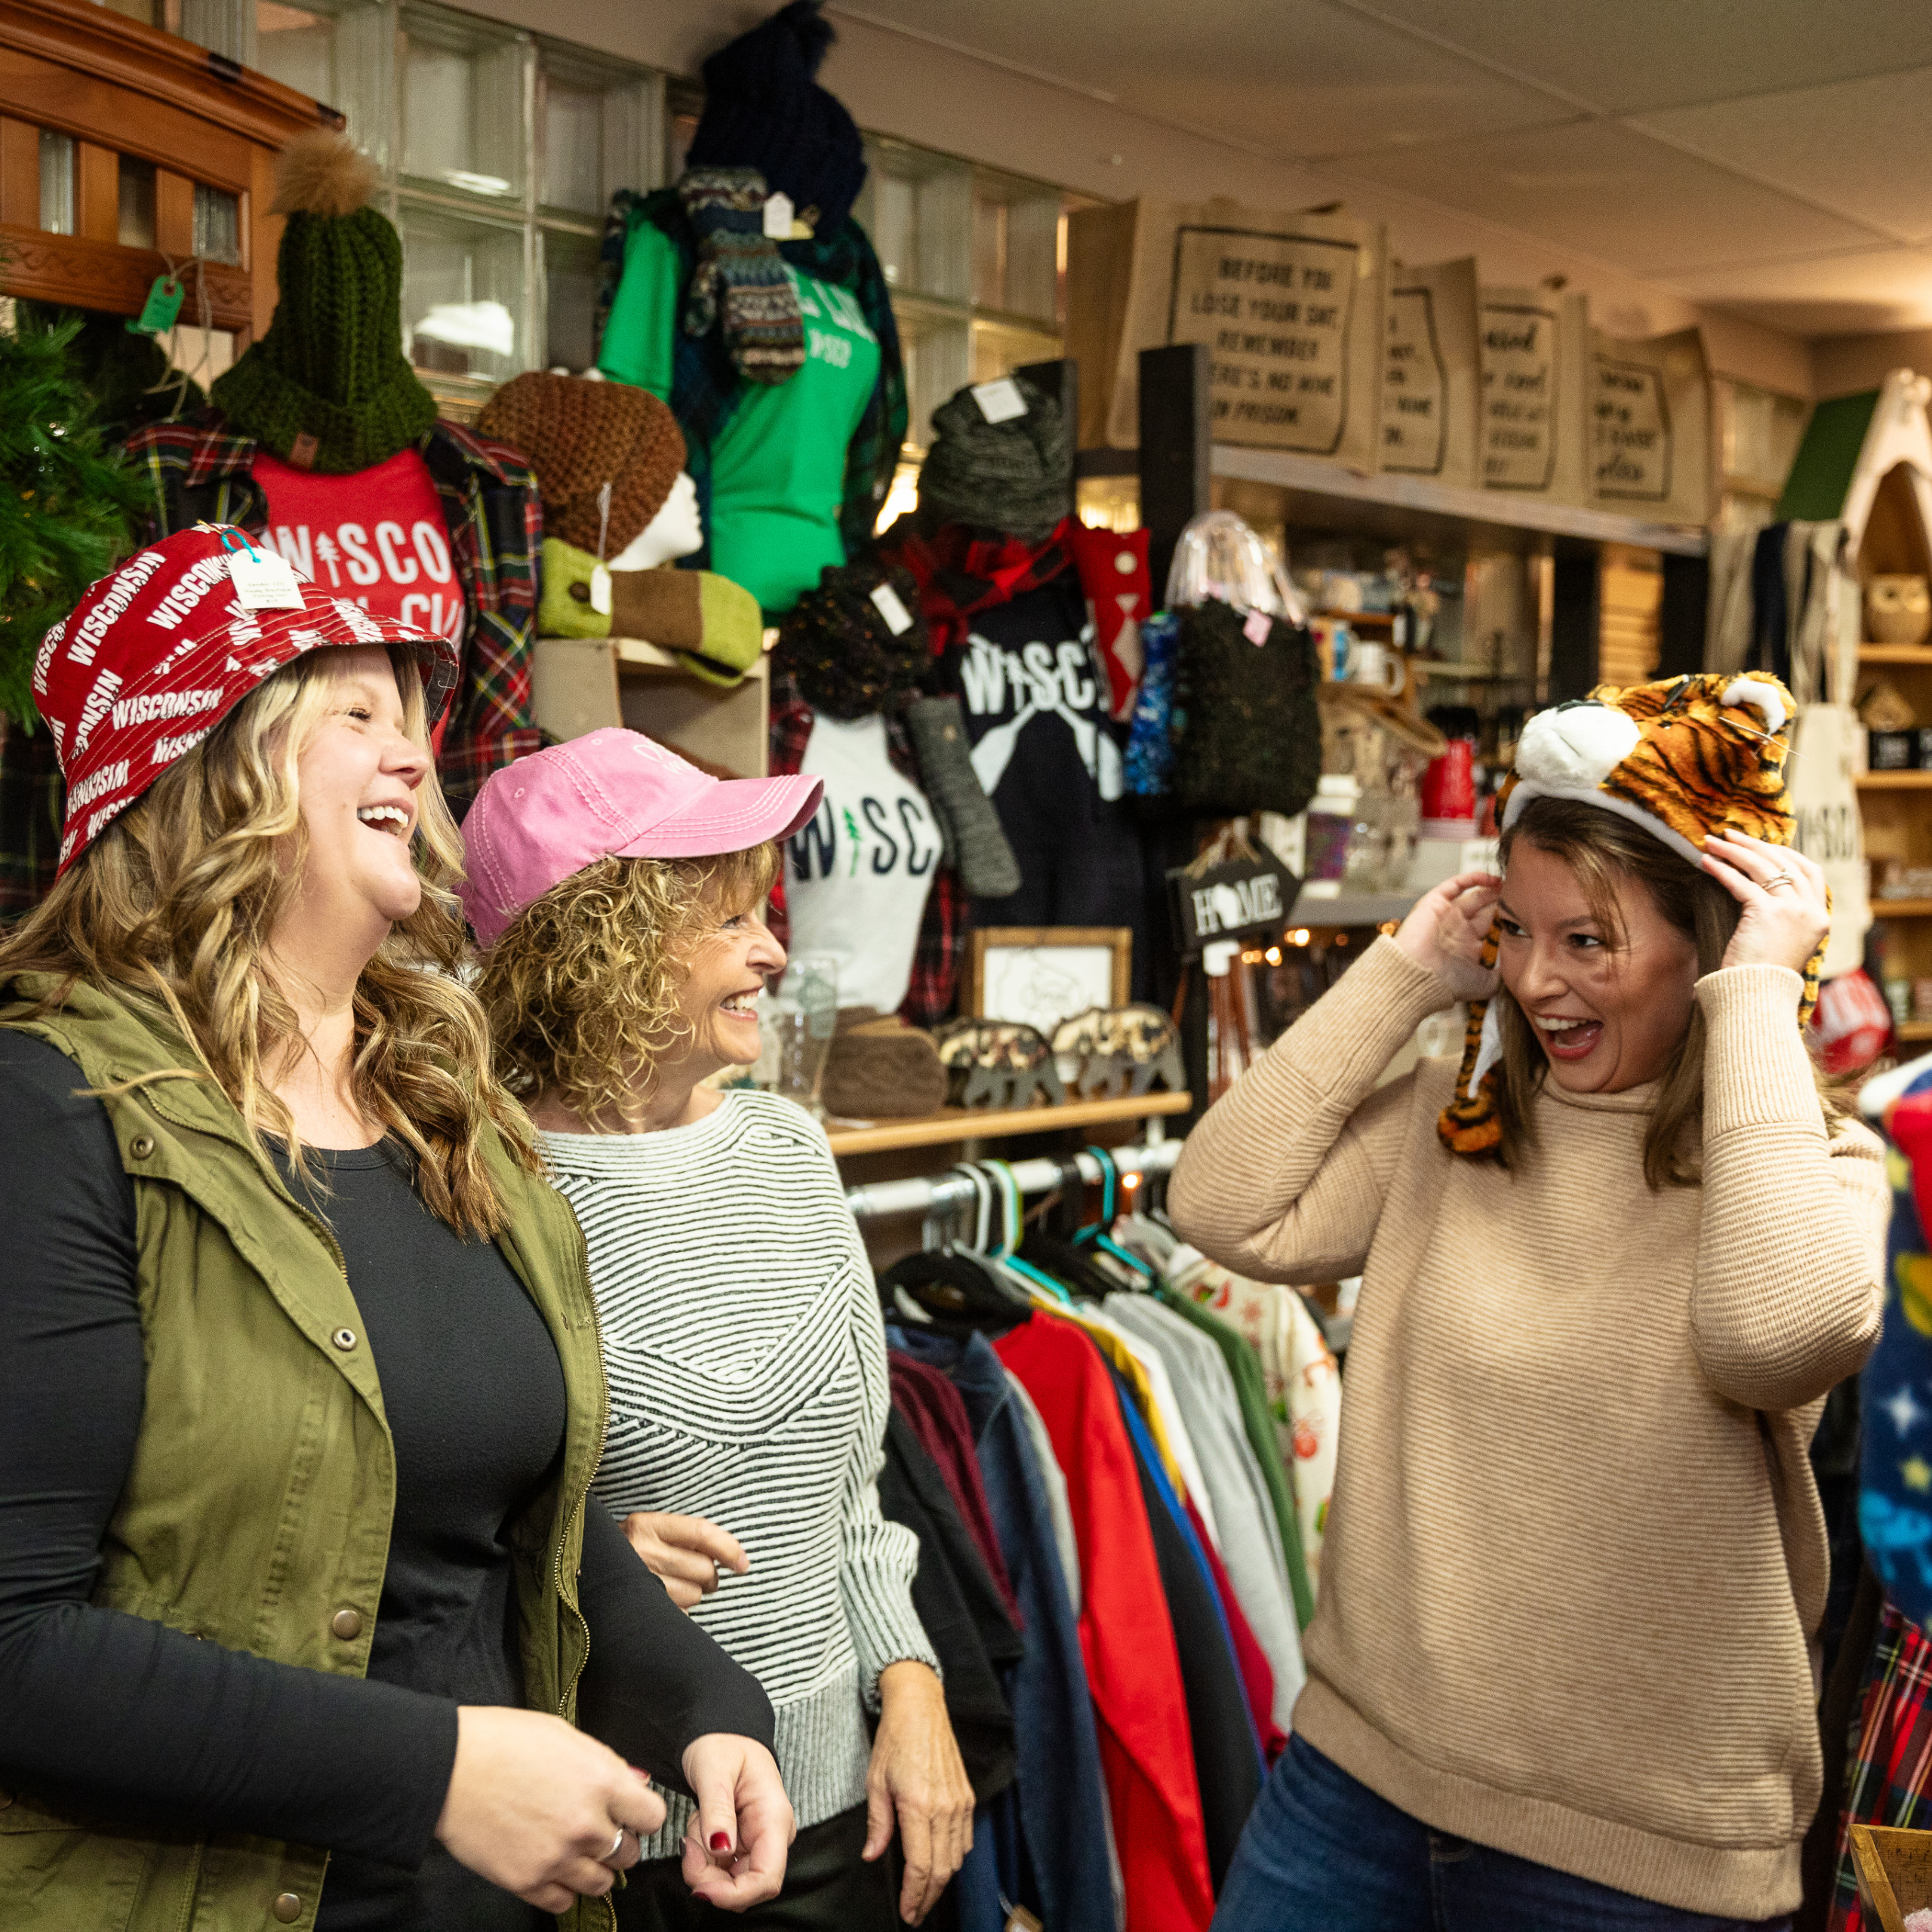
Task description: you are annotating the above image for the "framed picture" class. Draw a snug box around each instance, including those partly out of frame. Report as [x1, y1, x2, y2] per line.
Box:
[965, 927, 1132, 1033]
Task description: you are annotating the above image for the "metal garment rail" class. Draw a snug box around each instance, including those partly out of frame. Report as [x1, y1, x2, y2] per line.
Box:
[844, 1139, 1181, 1222]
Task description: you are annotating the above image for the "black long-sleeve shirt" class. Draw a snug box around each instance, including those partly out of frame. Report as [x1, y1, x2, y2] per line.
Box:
[0, 1032, 773, 1930]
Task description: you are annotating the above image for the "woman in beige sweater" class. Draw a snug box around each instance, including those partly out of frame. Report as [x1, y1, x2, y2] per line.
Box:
[1174, 675, 1887, 1932]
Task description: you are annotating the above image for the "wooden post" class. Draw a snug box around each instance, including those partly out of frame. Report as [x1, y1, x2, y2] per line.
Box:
[1137, 342, 1210, 604]
[1549, 546, 1601, 701]
[1657, 549, 1709, 678]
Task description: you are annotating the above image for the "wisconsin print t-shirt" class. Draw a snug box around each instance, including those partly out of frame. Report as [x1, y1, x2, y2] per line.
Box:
[783, 712, 941, 1014]
[254, 448, 463, 648]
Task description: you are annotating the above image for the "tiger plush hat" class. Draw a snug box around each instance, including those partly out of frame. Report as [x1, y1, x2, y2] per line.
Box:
[1438, 670, 1823, 1156]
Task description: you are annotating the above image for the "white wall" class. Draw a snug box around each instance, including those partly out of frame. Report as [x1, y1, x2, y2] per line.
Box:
[473, 0, 1814, 396]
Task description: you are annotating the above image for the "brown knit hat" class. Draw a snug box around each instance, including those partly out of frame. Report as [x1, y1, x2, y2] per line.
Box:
[477, 374, 686, 556]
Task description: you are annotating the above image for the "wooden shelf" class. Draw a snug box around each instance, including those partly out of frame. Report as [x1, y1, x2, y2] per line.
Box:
[1291, 888, 1419, 928]
[1860, 644, 1932, 664]
[1900, 1020, 1932, 1042]
[1859, 771, 1932, 788]
[1876, 900, 1932, 918]
[1413, 661, 1536, 681]
[1312, 608, 1396, 625]
[826, 1090, 1191, 1158]
[1211, 445, 1710, 557]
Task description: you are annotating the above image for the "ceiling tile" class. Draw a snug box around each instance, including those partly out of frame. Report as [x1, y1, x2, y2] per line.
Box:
[1344, 0, 1932, 114]
[1666, 245, 1932, 336]
[844, 0, 1568, 159]
[1328, 120, 1881, 273]
[1631, 69, 1932, 245]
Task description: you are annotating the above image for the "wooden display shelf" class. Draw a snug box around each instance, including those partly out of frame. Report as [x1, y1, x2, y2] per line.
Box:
[1210, 444, 1710, 557]
[826, 1089, 1191, 1158]
[1860, 771, 1932, 789]
[1860, 644, 1932, 664]
[1900, 1020, 1932, 1043]
[1875, 900, 1932, 918]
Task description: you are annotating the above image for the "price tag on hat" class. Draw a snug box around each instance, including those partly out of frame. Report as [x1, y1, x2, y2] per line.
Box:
[1243, 608, 1272, 646]
[971, 377, 1027, 424]
[869, 581, 914, 635]
[762, 191, 795, 240]
[589, 564, 614, 617]
[226, 540, 305, 611]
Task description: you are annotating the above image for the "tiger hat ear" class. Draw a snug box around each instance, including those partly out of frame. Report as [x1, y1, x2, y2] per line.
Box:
[1435, 671, 1820, 1159]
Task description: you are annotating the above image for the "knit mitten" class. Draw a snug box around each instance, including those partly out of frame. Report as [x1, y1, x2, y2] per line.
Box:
[677, 167, 805, 385]
[543, 538, 764, 686]
[905, 695, 1022, 899]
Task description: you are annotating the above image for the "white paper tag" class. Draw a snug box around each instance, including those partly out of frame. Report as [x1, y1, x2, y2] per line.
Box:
[227, 546, 305, 611]
[869, 582, 914, 635]
[589, 564, 613, 617]
[1243, 608, 1272, 646]
[971, 377, 1027, 424]
[762, 191, 794, 240]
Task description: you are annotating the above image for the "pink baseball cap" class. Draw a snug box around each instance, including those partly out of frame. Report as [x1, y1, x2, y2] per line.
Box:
[457, 728, 823, 947]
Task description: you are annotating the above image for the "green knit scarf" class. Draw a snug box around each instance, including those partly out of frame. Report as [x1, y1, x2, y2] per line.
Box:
[211, 205, 438, 475]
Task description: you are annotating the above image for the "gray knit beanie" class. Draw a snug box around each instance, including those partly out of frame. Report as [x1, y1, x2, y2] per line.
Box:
[917, 376, 1071, 541]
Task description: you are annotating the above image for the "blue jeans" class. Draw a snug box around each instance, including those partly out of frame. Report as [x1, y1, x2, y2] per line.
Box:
[1212, 1737, 1793, 1932]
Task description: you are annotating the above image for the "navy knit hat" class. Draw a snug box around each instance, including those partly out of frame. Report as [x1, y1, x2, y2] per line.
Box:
[687, 1, 867, 234]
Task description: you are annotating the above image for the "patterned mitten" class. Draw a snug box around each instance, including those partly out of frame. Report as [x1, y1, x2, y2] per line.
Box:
[905, 695, 1022, 900]
[677, 167, 804, 385]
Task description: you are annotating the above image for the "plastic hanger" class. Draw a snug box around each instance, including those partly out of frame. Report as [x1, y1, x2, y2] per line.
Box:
[980, 1158, 1073, 1306]
[1074, 1146, 1157, 1283]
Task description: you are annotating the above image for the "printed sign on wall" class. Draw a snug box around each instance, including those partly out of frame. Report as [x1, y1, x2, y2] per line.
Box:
[1168, 226, 1363, 455]
[1591, 355, 1671, 500]
[1383, 287, 1447, 475]
[1478, 295, 1560, 491]
[1586, 327, 1712, 524]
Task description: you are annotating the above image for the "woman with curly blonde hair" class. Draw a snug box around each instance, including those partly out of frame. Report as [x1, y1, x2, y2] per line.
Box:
[0, 529, 790, 1932]
[464, 728, 975, 1932]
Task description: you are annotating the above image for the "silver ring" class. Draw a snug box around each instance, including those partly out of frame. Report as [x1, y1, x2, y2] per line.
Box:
[604, 1826, 626, 1864]
[1764, 871, 1797, 892]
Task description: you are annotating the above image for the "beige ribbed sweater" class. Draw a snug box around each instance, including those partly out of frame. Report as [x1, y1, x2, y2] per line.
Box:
[1170, 937, 1888, 1918]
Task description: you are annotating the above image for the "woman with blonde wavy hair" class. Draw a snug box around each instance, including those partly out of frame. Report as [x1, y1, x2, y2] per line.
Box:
[462, 729, 975, 1932]
[0, 528, 792, 1932]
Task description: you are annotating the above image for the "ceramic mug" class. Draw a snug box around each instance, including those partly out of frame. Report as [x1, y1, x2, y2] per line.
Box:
[1349, 639, 1405, 695]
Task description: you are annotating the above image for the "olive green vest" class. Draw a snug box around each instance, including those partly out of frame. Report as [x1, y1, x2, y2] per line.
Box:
[0, 977, 615, 1932]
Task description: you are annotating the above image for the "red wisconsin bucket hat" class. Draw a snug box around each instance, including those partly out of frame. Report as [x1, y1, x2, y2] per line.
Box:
[33, 524, 460, 878]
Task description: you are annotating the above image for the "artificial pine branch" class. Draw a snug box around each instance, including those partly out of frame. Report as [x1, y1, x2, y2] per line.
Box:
[0, 309, 154, 728]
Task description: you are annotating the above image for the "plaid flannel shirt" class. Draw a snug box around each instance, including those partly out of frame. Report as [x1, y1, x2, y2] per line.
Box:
[119, 411, 543, 810]
[769, 680, 965, 1028]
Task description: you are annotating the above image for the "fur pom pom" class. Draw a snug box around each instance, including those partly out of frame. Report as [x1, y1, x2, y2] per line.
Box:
[272, 130, 377, 220]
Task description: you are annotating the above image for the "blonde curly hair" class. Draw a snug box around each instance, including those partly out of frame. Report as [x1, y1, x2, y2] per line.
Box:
[0, 645, 540, 1235]
[474, 842, 779, 1131]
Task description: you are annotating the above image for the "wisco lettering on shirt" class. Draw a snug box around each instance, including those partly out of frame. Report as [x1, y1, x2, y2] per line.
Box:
[272, 518, 464, 641]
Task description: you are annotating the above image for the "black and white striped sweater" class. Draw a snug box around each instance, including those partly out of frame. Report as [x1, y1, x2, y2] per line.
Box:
[540, 1091, 937, 1851]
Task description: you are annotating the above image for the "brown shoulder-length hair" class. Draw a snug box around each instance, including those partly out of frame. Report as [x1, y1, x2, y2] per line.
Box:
[1490, 793, 1848, 1189]
[0, 645, 539, 1236]
[473, 843, 780, 1132]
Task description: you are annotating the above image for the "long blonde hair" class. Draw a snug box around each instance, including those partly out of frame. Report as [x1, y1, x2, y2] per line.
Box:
[474, 844, 778, 1131]
[0, 645, 538, 1235]
[1491, 795, 1847, 1188]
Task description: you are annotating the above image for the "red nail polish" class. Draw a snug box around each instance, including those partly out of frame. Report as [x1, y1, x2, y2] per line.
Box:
[710, 1832, 732, 1853]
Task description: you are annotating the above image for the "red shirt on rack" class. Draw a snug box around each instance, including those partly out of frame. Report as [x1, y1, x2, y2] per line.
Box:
[996, 1310, 1214, 1932]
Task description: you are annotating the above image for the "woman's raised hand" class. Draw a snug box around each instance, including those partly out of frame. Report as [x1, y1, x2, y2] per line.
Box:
[1392, 870, 1503, 1004]
[1701, 831, 1831, 975]
[435, 1706, 664, 1912]
[623, 1510, 750, 1610]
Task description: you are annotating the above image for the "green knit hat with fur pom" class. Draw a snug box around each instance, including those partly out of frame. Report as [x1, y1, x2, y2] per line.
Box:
[211, 131, 437, 474]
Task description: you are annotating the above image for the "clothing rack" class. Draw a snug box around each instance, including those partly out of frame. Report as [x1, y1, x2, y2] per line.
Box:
[844, 1138, 1180, 1222]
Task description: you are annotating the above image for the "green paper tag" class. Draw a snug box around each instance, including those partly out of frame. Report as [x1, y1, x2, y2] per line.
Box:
[127, 275, 183, 337]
